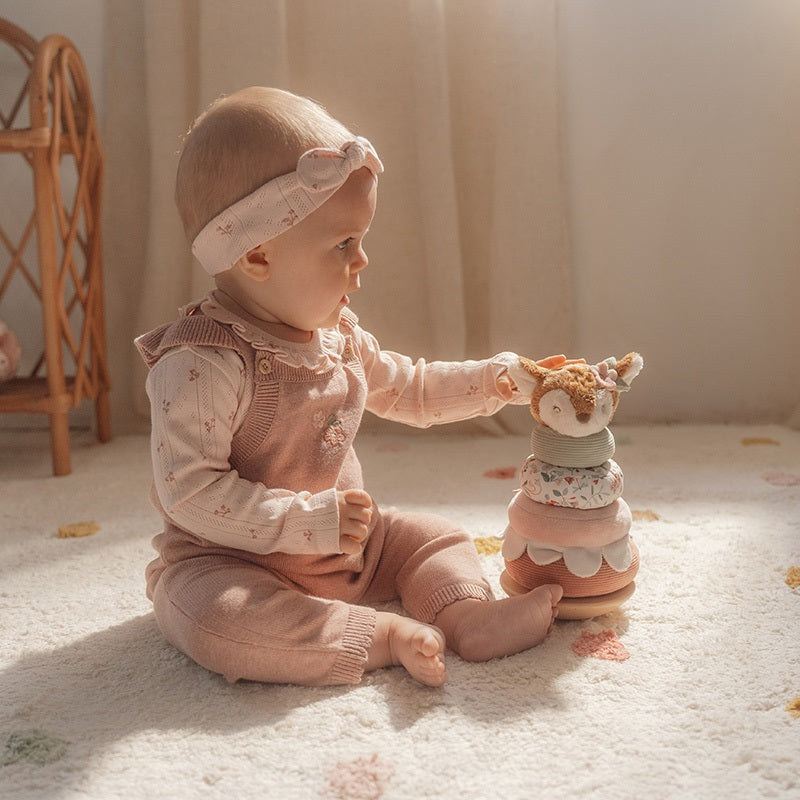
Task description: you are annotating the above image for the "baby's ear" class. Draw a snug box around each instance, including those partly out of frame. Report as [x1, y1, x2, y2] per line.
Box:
[614, 353, 644, 386]
[237, 244, 271, 280]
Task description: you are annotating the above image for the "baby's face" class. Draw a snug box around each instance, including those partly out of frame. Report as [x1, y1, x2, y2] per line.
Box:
[245, 167, 377, 334]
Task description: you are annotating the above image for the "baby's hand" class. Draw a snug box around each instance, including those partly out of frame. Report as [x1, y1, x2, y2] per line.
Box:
[506, 354, 588, 396]
[337, 489, 373, 554]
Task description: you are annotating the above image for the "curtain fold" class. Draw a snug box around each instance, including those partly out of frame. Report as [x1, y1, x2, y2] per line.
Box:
[103, 0, 571, 432]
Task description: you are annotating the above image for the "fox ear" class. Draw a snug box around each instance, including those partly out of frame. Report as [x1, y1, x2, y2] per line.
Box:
[614, 353, 644, 387]
[518, 356, 549, 381]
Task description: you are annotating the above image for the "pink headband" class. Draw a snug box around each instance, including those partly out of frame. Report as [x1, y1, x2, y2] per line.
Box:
[192, 136, 383, 275]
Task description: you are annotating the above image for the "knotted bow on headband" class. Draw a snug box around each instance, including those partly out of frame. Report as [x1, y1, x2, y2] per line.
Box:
[192, 136, 383, 275]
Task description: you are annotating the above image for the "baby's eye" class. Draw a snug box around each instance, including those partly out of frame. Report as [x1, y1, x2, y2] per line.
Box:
[336, 237, 354, 251]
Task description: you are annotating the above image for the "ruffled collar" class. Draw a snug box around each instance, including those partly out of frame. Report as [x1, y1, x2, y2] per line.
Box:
[193, 291, 347, 373]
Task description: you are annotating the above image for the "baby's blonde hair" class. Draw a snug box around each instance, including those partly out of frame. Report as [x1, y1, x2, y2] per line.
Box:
[175, 87, 355, 241]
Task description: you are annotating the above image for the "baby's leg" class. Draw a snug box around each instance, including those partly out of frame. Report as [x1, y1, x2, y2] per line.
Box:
[151, 555, 376, 686]
[367, 508, 561, 663]
[433, 585, 563, 663]
[366, 612, 448, 687]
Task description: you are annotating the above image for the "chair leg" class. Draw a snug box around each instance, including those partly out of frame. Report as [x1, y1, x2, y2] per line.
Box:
[49, 411, 72, 476]
[95, 389, 112, 443]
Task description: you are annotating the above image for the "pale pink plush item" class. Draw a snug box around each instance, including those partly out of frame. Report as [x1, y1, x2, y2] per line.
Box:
[506, 492, 632, 549]
[0, 321, 21, 381]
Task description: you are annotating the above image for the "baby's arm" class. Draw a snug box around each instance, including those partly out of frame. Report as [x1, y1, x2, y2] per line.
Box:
[146, 346, 343, 556]
[354, 326, 533, 427]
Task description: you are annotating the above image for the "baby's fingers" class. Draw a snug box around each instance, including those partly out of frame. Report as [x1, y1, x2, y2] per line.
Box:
[344, 488, 373, 509]
[339, 534, 364, 555]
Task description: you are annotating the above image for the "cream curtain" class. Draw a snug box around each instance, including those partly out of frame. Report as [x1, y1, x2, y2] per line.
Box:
[104, 0, 571, 433]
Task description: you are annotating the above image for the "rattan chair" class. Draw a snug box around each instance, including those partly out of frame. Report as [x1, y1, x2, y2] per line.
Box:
[0, 18, 110, 475]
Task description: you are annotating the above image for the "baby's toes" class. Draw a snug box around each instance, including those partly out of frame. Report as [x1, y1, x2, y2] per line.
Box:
[415, 627, 445, 658]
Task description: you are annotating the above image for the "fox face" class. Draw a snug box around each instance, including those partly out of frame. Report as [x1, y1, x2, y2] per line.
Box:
[520, 353, 643, 437]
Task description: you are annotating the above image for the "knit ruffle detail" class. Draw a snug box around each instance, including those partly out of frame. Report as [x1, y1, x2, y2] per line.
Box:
[200, 293, 347, 374]
[329, 605, 377, 685]
[414, 582, 493, 625]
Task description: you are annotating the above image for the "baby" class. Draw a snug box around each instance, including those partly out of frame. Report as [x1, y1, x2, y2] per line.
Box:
[136, 87, 562, 688]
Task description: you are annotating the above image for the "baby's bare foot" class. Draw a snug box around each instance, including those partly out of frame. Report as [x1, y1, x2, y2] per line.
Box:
[387, 616, 448, 687]
[435, 584, 563, 662]
[366, 612, 448, 687]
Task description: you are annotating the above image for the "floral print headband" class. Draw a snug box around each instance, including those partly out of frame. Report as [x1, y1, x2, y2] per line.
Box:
[192, 136, 383, 275]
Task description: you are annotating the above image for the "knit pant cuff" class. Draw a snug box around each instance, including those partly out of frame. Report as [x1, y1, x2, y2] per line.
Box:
[329, 604, 377, 685]
[415, 582, 493, 625]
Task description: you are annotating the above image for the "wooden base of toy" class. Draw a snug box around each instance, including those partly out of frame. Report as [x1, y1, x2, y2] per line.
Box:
[499, 570, 636, 620]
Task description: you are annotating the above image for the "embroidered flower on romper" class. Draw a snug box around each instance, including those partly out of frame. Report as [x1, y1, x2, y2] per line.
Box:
[315, 411, 347, 449]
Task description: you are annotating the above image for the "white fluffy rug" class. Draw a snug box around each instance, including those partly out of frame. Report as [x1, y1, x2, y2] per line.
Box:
[1, 424, 799, 799]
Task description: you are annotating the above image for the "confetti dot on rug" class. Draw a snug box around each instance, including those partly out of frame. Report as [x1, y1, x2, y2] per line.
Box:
[483, 466, 517, 479]
[474, 536, 503, 555]
[786, 698, 800, 719]
[325, 753, 395, 800]
[741, 437, 780, 446]
[1, 729, 69, 767]
[763, 471, 800, 487]
[632, 509, 660, 522]
[786, 567, 800, 590]
[57, 521, 100, 538]
[571, 629, 630, 662]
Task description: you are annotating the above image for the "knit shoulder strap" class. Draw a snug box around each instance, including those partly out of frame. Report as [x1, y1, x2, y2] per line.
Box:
[135, 313, 241, 369]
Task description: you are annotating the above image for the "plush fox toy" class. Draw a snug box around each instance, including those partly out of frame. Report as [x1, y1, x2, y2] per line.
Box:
[501, 353, 644, 619]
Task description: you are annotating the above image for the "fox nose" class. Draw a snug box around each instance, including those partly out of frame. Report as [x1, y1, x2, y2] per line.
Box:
[576, 413, 591, 423]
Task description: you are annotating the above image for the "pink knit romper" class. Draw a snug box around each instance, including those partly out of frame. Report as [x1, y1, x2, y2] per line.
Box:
[136, 295, 519, 686]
